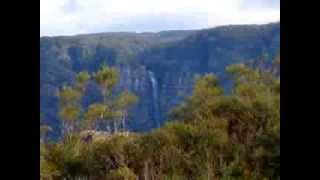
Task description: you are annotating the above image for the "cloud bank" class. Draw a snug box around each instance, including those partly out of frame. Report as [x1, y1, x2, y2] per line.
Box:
[40, 0, 280, 36]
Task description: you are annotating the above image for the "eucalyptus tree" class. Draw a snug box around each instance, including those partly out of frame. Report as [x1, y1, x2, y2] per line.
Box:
[57, 64, 138, 135]
[57, 85, 82, 136]
[92, 65, 120, 132]
[114, 91, 138, 132]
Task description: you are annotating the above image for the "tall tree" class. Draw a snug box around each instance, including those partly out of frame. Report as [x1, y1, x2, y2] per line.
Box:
[57, 64, 138, 135]
[93, 65, 119, 132]
[114, 91, 138, 132]
[57, 86, 82, 136]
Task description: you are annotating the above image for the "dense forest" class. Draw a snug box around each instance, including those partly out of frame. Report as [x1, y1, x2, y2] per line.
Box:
[40, 23, 280, 138]
[40, 54, 280, 179]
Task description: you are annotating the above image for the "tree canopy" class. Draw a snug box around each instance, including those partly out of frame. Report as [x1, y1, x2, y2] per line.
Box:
[41, 58, 280, 180]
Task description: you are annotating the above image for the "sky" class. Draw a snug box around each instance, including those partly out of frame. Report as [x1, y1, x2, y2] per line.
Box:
[40, 0, 280, 37]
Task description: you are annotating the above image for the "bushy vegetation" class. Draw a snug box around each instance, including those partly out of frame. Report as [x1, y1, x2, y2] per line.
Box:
[41, 23, 280, 136]
[40, 58, 280, 179]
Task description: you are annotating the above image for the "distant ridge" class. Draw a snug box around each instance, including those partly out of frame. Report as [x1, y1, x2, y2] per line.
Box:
[40, 22, 279, 38]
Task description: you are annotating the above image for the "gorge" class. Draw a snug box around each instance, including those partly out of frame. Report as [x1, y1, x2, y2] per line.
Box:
[40, 22, 280, 139]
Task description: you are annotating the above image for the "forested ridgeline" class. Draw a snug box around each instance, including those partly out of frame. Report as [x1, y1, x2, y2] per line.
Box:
[41, 23, 280, 136]
[40, 57, 280, 180]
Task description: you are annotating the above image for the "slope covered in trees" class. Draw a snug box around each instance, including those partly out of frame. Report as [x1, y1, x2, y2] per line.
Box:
[41, 22, 280, 138]
[40, 57, 280, 179]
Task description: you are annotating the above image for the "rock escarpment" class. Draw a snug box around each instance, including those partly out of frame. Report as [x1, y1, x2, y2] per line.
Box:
[40, 23, 280, 138]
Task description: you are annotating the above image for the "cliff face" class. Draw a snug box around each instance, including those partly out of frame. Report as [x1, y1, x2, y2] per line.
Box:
[40, 23, 280, 138]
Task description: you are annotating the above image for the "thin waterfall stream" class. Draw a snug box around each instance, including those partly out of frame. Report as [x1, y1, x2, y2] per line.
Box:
[148, 71, 160, 128]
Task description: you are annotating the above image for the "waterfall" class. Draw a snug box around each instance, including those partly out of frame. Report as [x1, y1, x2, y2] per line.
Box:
[148, 71, 160, 128]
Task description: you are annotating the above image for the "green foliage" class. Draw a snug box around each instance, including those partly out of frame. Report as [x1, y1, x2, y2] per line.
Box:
[56, 64, 138, 135]
[106, 166, 137, 180]
[83, 103, 109, 129]
[58, 106, 81, 123]
[41, 22, 280, 136]
[57, 86, 82, 106]
[93, 65, 119, 97]
[76, 71, 90, 84]
[42, 60, 279, 179]
[114, 91, 139, 110]
[75, 71, 91, 92]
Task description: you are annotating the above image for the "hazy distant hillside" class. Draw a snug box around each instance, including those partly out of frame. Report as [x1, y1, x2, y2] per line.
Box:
[40, 22, 280, 138]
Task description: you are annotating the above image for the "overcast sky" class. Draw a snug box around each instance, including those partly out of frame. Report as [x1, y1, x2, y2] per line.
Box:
[40, 0, 280, 37]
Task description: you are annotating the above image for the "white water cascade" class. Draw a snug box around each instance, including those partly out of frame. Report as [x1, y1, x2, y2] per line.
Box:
[148, 71, 160, 128]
